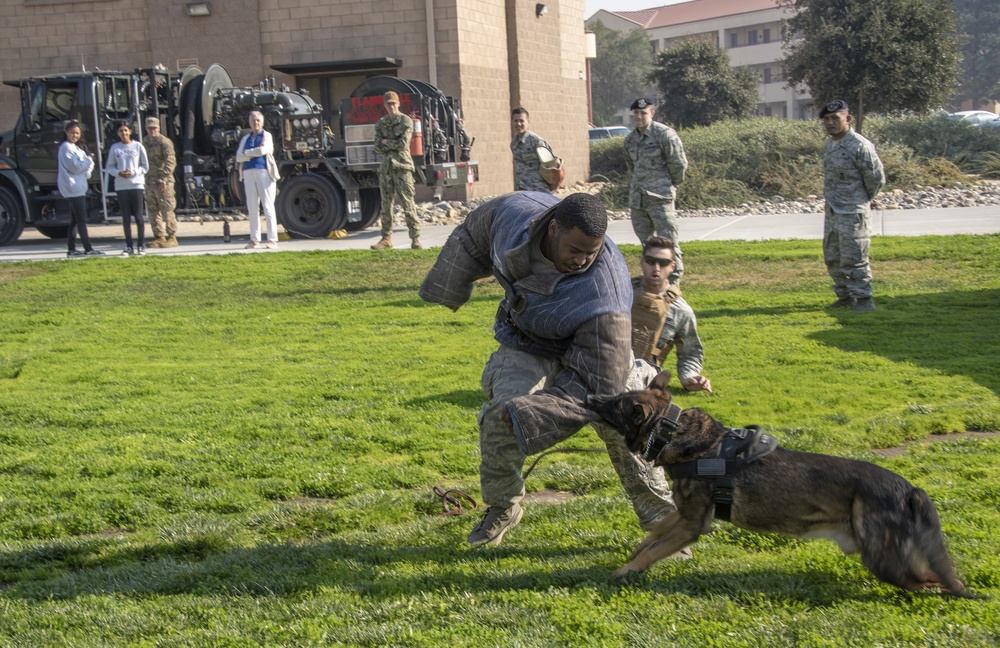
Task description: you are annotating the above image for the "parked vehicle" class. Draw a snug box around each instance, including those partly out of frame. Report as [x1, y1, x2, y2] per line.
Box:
[0, 65, 478, 244]
[948, 111, 1000, 127]
[589, 126, 630, 144]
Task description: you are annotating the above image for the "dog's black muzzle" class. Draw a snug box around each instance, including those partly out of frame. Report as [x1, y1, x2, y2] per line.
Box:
[640, 403, 683, 461]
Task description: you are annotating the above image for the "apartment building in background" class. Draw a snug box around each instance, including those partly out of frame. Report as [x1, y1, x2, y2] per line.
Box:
[0, 0, 593, 199]
[589, 0, 813, 123]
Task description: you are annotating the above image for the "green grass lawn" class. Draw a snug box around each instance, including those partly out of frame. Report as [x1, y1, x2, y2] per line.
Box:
[1, 234, 998, 646]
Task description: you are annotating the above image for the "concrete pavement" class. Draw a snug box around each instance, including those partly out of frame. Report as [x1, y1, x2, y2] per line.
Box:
[1, 205, 998, 262]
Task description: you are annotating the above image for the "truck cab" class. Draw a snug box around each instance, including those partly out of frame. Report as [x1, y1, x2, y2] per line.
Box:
[0, 71, 141, 242]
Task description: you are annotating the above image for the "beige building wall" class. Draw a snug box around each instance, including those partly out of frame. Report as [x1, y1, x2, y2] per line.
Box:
[590, 4, 812, 122]
[1, 0, 591, 199]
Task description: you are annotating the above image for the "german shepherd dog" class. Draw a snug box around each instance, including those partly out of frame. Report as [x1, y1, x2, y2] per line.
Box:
[591, 372, 975, 598]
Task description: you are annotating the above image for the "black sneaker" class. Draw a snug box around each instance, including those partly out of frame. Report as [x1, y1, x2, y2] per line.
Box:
[135, 246, 146, 256]
[67, 250, 86, 258]
[85, 249, 105, 256]
[467, 504, 523, 546]
[123, 247, 134, 257]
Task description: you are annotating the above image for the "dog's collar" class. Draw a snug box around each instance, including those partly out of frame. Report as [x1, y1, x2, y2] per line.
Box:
[642, 403, 683, 461]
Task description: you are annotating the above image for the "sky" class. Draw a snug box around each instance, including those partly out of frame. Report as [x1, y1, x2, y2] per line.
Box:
[584, 0, 689, 21]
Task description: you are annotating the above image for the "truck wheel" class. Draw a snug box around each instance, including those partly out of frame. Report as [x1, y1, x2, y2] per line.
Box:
[277, 174, 346, 238]
[346, 188, 382, 232]
[0, 187, 26, 245]
[35, 225, 69, 239]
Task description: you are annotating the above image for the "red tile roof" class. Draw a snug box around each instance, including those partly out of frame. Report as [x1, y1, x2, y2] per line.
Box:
[610, 0, 783, 29]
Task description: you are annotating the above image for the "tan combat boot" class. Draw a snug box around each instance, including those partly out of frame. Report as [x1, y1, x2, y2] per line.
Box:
[411, 237, 422, 250]
[371, 235, 392, 250]
[147, 237, 167, 249]
[164, 236, 179, 248]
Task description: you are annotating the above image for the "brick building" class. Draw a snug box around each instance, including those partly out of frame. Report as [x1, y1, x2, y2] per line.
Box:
[0, 0, 593, 198]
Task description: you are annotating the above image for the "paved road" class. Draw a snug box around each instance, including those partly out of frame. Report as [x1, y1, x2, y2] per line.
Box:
[1, 205, 998, 262]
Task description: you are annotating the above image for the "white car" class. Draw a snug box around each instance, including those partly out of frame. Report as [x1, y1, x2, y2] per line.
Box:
[589, 126, 631, 144]
[948, 110, 1000, 126]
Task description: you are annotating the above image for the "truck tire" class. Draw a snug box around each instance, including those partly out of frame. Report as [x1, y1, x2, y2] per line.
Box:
[277, 174, 347, 238]
[0, 187, 26, 245]
[346, 187, 382, 232]
[35, 225, 69, 239]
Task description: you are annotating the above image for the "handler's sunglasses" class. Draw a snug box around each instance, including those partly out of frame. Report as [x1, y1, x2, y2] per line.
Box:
[642, 255, 675, 268]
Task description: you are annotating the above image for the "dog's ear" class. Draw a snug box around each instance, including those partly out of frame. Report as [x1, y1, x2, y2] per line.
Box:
[659, 407, 725, 462]
[648, 370, 672, 392]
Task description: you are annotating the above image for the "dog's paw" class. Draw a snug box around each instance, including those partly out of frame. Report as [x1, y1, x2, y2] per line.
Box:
[612, 564, 641, 579]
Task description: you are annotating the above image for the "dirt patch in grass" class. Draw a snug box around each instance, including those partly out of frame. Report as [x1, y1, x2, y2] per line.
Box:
[523, 489, 578, 505]
[872, 431, 1000, 458]
[0, 266, 42, 283]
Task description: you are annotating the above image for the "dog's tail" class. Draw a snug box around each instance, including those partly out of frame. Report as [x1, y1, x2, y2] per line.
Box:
[909, 488, 976, 599]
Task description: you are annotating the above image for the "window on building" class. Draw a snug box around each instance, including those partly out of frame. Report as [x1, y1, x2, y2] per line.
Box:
[763, 68, 771, 84]
[729, 32, 738, 48]
[763, 28, 771, 43]
[650, 40, 659, 54]
[748, 30, 758, 45]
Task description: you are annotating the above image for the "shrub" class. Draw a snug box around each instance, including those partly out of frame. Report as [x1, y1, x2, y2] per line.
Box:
[590, 114, 1000, 210]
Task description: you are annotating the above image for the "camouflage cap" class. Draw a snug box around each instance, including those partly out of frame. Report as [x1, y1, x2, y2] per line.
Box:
[383, 91, 400, 105]
[145, 116, 160, 128]
[818, 99, 849, 118]
[630, 98, 654, 110]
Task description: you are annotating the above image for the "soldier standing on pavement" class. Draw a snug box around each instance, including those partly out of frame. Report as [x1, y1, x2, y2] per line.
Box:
[510, 107, 554, 193]
[819, 100, 885, 313]
[624, 98, 688, 286]
[371, 91, 421, 250]
[143, 116, 178, 248]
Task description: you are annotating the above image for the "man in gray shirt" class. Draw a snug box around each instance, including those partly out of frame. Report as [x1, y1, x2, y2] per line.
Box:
[820, 99, 886, 313]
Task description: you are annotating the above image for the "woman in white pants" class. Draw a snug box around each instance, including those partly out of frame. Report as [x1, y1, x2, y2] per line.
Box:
[236, 110, 280, 248]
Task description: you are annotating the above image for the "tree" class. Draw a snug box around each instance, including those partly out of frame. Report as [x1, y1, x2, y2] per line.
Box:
[952, 0, 1000, 109]
[779, 0, 961, 132]
[587, 20, 656, 126]
[648, 40, 759, 128]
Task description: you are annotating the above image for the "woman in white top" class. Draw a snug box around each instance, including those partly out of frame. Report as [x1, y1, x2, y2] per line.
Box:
[105, 121, 150, 256]
[58, 120, 103, 256]
[236, 110, 280, 249]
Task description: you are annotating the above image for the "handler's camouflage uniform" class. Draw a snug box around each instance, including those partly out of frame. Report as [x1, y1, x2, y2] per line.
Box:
[822, 129, 885, 300]
[374, 113, 420, 240]
[632, 277, 706, 385]
[625, 121, 688, 284]
[511, 131, 553, 193]
[420, 192, 675, 533]
[144, 132, 177, 243]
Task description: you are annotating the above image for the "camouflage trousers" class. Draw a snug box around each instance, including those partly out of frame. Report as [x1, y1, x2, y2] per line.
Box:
[823, 204, 873, 299]
[630, 195, 684, 285]
[478, 346, 674, 530]
[378, 168, 420, 239]
[145, 181, 177, 239]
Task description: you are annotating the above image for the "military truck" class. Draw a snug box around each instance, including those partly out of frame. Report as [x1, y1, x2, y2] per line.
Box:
[0, 64, 477, 245]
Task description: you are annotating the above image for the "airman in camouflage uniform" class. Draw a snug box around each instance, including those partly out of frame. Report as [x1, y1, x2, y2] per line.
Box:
[143, 117, 178, 248]
[819, 100, 885, 313]
[510, 107, 553, 193]
[624, 98, 688, 285]
[371, 91, 421, 250]
[632, 237, 711, 393]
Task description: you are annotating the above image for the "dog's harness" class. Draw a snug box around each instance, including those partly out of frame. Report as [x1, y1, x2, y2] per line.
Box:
[641, 413, 777, 522]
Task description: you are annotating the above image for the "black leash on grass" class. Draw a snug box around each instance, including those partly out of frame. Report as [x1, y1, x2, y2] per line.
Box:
[432, 447, 608, 516]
